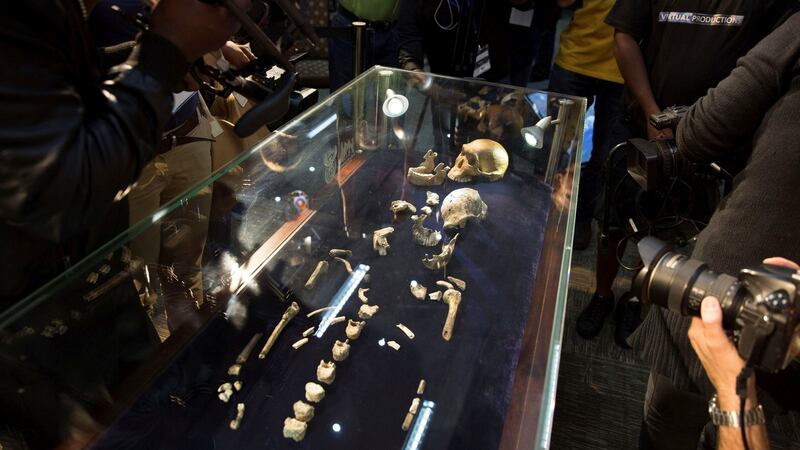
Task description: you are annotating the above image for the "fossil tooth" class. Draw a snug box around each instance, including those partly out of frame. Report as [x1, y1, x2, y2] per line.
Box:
[358, 304, 379, 319]
[346, 319, 366, 340]
[316, 360, 336, 385]
[410, 281, 427, 300]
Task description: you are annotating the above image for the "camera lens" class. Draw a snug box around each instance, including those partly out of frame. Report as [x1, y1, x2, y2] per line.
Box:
[654, 140, 680, 180]
[633, 237, 745, 329]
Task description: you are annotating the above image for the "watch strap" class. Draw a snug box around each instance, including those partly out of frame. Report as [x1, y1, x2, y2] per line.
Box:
[708, 394, 766, 428]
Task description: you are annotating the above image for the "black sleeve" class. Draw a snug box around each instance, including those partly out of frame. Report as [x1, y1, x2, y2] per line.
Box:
[605, 0, 651, 41]
[397, 0, 425, 70]
[0, 1, 187, 243]
[676, 12, 800, 163]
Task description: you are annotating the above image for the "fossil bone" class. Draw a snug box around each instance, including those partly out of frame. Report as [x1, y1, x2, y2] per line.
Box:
[330, 316, 346, 325]
[420, 206, 433, 216]
[411, 214, 442, 247]
[334, 256, 353, 273]
[396, 323, 415, 339]
[426, 191, 440, 206]
[305, 260, 328, 289]
[410, 281, 427, 300]
[428, 291, 442, 301]
[234, 381, 242, 391]
[436, 280, 454, 290]
[328, 249, 352, 259]
[412, 149, 437, 173]
[358, 287, 369, 303]
[258, 302, 300, 359]
[283, 417, 307, 442]
[408, 162, 450, 186]
[307, 306, 336, 318]
[373, 227, 395, 256]
[346, 319, 366, 340]
[387, 340, 401, 351]
[332, 339, 351, 362]
[447, 138, 509, 182]
[228, 365, 241, 376]
[422, 234, 459, 270]
[417, 379, 426, 395]
[316, 360, 336, 384]
[302, 326, 315, 337]
[447, 276, 466, 291]
[218, 383, 234, 403]
[358, 304, 379, 319]
[292, 337, 309, 349]
[442, 289, 462, 341]
[441, 188, 488, 229]
[230, 403, 245, 430]
[390, 200, 416, 215]
[228, 332, 263, 375]
[293, 400, 315, 422]
[402, 398, 422, 431]
[305, 382, 325, 403]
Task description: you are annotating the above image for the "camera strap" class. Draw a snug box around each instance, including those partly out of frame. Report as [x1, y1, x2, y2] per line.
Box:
[735, 366, 754, 450]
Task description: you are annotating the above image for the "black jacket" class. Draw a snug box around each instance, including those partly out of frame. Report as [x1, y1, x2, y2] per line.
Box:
[0, 0, 187, 304]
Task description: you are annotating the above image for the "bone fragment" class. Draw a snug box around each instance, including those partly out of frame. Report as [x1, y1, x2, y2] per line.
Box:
[413, 149, 437, 173]
[358, 287, 369, 303]
[421, 206, 433, 216]
[436, 280, 454, 290]
[302, 326, 316, 337]
[293, 400, 315, 422]
[410, 281, 427, 300]
[447, 276, 467, 291]
[358, 304, 379, 319]
[230, 403, 245, 430]
[305, 260, 328, 289]
[218, 383, 234, 403]
[292, 337, 309, 350]
[411, 214, 442, 247]
[442, 289, 462, 341]
[346, 320, 366, 340]
[426, 191, 440, 206]
[227, 364, 241, 376]
[402, 398, 422, 431]
[417, 379, 426, 395]
[409, 397, 421, 414]
[387, 340, 401, 351]
[305, 382, 325, 403]
[283, 417, 307, 442]
[396, 323, 415, 339]
[316, 360, 336, 384]
[332, 339, 351, 362]
[258, 302, 300, 359]
[390, 200, 416, 215]
[422, 234, 459, 270]
[234, 381, 242, 391]
[408, 163, 450, 186]
[330, 316, 346, 325]
[334, 256, 353, 273]
[428, 291, 442, 301]
[328, 249, 352, 259]
[307, 306, 336, 318]
[373, 227, 395, 256]
[235, 332, 263, 364]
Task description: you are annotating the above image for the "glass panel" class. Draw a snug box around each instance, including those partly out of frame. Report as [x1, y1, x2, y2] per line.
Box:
[0, 67, 585, 450]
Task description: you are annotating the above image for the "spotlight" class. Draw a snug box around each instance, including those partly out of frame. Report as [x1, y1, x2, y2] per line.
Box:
[383, 94, 409, 118]
[521, 116, 553, 149]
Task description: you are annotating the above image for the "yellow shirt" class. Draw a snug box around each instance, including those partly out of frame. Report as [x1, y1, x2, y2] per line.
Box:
[555, 0, 623, 84]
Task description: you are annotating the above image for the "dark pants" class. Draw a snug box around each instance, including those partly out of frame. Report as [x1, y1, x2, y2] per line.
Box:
[547, 64, 627, 223]
[507, 23, 540, 87]
[328, 10, 399, 92]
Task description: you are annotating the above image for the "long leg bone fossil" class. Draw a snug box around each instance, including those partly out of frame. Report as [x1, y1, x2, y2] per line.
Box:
[422, 234, 459, 270]
[411, 214, 442, 247]
[373, 227, 395, 256]
[305, 260, 328, 289]
[258, 302, 300, 359]
[442, 289, 462, 341]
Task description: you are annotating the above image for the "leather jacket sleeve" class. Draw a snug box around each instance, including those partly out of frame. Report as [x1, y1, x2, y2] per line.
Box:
[0, 0, 188, 243]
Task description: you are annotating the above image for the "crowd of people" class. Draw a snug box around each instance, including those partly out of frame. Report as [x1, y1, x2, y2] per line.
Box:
[0, 0, 798, 448]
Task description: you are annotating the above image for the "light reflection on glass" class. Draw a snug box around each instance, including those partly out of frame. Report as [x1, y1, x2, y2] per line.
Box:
[378, 338, 386, 347]
[402, 400, 435, 450]
[314, 264, 370, 338]
[274, 196, 281, 202]
[332, 423, 342, 433]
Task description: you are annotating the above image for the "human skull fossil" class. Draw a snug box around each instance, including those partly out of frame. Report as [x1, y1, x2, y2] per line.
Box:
[441, 188, 488, 229]
[447, 139, 509, 183]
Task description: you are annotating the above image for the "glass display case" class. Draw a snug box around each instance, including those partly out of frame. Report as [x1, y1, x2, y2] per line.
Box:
[0, 67, 586, 450]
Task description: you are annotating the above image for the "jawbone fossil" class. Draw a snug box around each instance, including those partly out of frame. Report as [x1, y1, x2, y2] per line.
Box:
[411, 214, 441, 247]
[408, 162, 450, 186]
[422, 233, 459, 270]
[441, 188, 488, 229]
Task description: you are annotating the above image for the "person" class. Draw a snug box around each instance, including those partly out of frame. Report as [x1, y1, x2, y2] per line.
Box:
[0, 0, 243, 307]
[629, 11, 800, 449]
[328, 0, 401, 91]
[577, 0, 799, 351]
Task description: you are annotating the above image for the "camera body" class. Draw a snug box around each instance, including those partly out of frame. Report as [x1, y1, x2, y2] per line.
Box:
[633, 237, 800, 372]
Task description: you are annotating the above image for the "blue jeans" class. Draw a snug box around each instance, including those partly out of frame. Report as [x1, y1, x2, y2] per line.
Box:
[328, 10, 399, 91]
[548, 64, 627, 223]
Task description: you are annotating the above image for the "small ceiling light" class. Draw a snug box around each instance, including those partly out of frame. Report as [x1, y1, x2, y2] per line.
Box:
[383, 94, 409, 118]
[521, 116, 554, 149]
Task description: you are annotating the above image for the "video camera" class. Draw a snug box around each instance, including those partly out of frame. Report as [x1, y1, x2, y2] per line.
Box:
[633, 237, 800, 372]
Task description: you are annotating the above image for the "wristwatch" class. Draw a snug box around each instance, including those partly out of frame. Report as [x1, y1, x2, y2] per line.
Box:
[708, 394, 766, 427]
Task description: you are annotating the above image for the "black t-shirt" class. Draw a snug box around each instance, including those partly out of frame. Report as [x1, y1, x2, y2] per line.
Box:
[605, 0, 796, 123]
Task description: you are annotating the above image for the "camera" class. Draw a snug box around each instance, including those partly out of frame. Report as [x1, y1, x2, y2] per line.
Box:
[633, 237, 800, 372]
